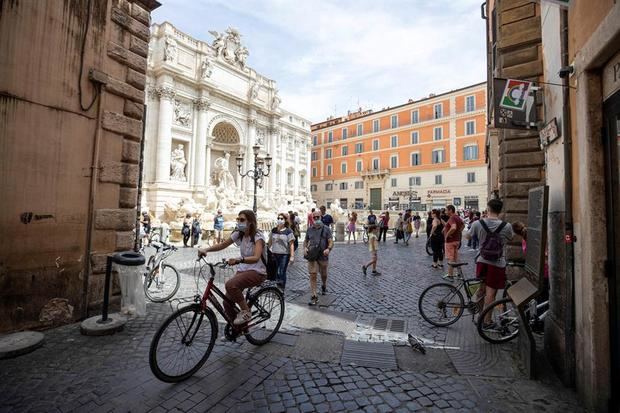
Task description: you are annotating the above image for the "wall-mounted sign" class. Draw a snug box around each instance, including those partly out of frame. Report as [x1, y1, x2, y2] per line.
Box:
[392, 190, 418, 197]
[493, 78, 537, 130]
[539, 117, 560, 147]
[453, 197, 462, 206]
[427, 189, 451, 196]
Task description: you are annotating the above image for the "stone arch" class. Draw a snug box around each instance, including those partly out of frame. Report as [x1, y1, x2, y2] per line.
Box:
[207, 114, 244, 144]
[212, 122, 240, 144]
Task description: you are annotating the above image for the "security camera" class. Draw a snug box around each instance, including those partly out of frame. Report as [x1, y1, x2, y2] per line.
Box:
[558, 65, 574, 78]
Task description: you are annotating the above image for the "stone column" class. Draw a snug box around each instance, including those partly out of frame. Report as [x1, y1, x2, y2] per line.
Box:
[193, 97, 210, 188]
[268, 127, 278, 198]
[247, 117, 257, 193]
[205, 142, 212, 187]
[293, 138, 300, 197]
[155, 86, 175, 182]
[280, 131, 287, 195]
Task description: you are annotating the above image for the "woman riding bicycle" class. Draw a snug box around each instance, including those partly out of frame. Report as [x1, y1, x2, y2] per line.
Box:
[198, 209, 266, 326]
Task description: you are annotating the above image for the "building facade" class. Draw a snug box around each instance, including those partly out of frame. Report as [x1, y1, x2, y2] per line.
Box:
[144, 23, 312, 219]
[310, 83, 487, 212]
[486, 1, 620, 411]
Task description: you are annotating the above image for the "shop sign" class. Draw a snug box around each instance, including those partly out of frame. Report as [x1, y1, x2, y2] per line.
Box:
[453, 197, 462, 206]
[603, 49, 620, 100]
[392, 190, 418, 197]
[493, 78, 537, 130]
[427, 189, 451, 196]
[539, 117, 560, 147]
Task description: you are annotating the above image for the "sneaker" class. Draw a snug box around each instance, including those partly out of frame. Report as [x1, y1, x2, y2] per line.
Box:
[431, 264, 438, 269]
[308, 295, 319, 306]
[321, 285, 327, 295]
[442, 274, 454, 280]
[362, 265, 367, 275]
[233, 310, 252, 325]
[372, 271, 381, 276]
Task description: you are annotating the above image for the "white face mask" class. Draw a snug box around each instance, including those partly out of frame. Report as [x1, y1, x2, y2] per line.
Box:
[277, 218, 285, 225]
[237, 222, 247, 232]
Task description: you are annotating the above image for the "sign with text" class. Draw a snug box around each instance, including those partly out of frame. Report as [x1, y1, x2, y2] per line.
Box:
[525, 185, 549, 293]
[494, 78, 537, 130]
[539, 117, 560, 147]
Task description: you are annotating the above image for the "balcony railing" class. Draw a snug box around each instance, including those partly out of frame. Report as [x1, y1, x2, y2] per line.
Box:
[360, 168, 390, 178]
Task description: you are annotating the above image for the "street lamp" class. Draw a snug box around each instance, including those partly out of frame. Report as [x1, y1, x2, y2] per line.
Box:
[236, 145, 272, 212]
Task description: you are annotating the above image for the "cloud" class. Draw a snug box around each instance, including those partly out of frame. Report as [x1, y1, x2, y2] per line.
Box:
[153, 0, 486, 122]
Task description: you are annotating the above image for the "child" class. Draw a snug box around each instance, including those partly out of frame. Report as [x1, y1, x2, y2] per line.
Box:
[362, 225, 381, 276]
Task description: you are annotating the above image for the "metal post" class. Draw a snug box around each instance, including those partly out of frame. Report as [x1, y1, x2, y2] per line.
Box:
[253, 151, 258, 213]
[98, 255, 114, 324]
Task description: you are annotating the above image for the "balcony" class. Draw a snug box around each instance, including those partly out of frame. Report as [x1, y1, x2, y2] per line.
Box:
[360, 168, 390, 179]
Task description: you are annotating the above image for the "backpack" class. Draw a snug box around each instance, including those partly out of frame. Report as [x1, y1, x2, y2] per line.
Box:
[249, 232, 277, 281]
[479, 220, 508, 261]
[367, 215, 377, 225]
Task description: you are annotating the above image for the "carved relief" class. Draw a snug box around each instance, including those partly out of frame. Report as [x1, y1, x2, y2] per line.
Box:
[199, 57, 213, 79]
[248, 80, 259, 101]
[170, 144, 187, 181]
[193, 98, 211, 112]
[256, 129, 266, 146]
[164, 35, 177, 62]
[156, 86, 176, 101]
[174, 100, 192, 126]
[208, 27, 249, 70]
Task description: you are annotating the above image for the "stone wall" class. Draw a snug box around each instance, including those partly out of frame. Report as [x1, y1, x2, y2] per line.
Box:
[0, 0, 160, 333]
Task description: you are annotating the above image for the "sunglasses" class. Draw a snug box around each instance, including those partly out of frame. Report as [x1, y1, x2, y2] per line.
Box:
[236, 217, 246, 222]
[313, 216, 321, 219]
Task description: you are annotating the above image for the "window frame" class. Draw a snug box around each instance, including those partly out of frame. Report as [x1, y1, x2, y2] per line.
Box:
[411, 109, 419, 124]
[325, 148, 332, 159]
[434, 103, 443, 119]
[357, 123, 363, 136]
[355, 142, 364, 153]
[341, 162, 347, 174]
[356, 160, 363, 172]
[465, 120, 476, 136]
[466, 95, 476, 112]
[409, 176, 421, 186]
[410, 151, 421, 166]
[341, 145, 348, 156]
[463, 144, 479, 161]
[390, 154, 398, 169]
[373, 119, 380, 133]
[312, 167, 317, 177]
[390, 177, 397, 187]
[435, 174, 442, 185]
[325, 183, 333, 191]
[433, 126, 443, 141]
[372, 139, 380, 151]
[411, 131, 419, 144]
[342, 127, 348, 139]
[328, 131, 333, 142]
[391, 135, 398, 148]
[432, 148, 445, 164]
[391, 114, 398, 129]
[372, 157, 380, 170]
[467, 172, 476, 183]
[326, 164, 332, 176]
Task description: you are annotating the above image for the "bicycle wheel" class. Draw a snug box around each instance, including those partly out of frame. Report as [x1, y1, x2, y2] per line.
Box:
[425, 239, 433, 256]
[245, 287, 285, 345]
[477, 297, 520, 344]
[149, 304, 217, 383]
[362, 231, 369, 243]
[418, 283, 464, 327]
[144, 263, 181, 302]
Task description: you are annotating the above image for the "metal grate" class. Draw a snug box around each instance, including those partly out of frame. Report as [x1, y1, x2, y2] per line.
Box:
[341, 340, 398, 370]
[390, 319, 405, 333]
[373, 318, 389, 330]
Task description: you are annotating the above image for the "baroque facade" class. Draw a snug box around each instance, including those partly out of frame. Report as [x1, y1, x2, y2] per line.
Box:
[143, 23, 312, 220]
[310, 83, 487, 213]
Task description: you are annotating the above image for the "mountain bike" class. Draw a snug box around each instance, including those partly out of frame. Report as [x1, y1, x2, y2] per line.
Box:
[142, 242, 180, 302]
[149, 258, 285, 383]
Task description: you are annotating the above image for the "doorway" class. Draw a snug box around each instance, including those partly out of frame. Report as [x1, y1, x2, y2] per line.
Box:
[603, 89, 620, 411]
[369, 188, 382, 211]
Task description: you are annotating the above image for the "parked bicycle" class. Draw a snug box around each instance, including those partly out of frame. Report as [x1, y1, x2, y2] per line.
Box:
[149, 258, 285, 383]
[141, 242, 180, 302]
[476, 291, 549, 344]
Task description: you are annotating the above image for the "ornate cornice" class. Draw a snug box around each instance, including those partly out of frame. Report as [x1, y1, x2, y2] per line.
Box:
[193, 98, 211, 111]
[248, 117, 258, 126]
[156, 86, 176, 101]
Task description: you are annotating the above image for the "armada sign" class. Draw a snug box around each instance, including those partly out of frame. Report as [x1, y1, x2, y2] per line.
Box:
[392, 190, 418, 197]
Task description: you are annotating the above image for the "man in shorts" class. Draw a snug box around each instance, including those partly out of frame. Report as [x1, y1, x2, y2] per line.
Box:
[214, 209, 225, 244]
[465, 199, 514, 328]
[443, 205, 464, 279]
[304, 210, 334, 305]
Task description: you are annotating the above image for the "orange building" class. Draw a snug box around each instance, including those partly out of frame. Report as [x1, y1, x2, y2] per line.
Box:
[310, 82, 487, 212]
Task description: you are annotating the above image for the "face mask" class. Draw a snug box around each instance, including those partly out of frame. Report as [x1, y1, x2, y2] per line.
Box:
[314, 219, 323, 226]
[237, 223, 247, 232]
[277, 218, 285, 225]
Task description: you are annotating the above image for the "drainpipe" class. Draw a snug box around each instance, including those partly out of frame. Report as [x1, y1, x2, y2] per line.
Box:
[134, 104, 147, 251]
[559, 7, 576, 386]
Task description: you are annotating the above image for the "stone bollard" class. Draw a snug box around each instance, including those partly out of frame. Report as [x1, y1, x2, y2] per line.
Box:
[335, 222, 345, 242]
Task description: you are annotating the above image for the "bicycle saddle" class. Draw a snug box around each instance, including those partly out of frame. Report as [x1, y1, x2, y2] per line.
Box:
[448, 262, 468, 268]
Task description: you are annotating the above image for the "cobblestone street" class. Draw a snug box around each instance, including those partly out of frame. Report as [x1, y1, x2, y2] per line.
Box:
[1, 235, 583, 412]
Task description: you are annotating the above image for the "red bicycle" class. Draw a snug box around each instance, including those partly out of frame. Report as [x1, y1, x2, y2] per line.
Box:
[149, 258, 285, 383]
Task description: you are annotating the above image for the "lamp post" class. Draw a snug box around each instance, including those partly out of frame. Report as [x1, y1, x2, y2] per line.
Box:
[236, 145, 272, 213]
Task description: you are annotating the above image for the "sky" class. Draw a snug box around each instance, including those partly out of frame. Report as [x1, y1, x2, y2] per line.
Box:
[152, 0, 487, 124]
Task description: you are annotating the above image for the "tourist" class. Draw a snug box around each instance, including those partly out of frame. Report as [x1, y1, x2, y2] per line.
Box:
[443, 205, 464, 279]
[198, 210, 267, 326]
[182, 213, 191, 247]
[141, 211, 152, 245]
[347, 212, 358, 244]
[268, 213, 295, 290]
[362, 224, 380, 276]
[465, 199, 513, 328]
[191, 216, 202, 247]
[430, 209, 445, 269]
[304, 210, 334, 305]
[378, 212, 390, 242]
[403, 209, 413, 246]
[426, 211, 433, 239]
[413, 212, 421, 238]
[319, 205, 334, 233]
[394, 212, 404, 244]
[307, 207, 316, 228]
[367, 209, 377, 226]
[287, 212, 301, 251]
[214, 209, 225, 244]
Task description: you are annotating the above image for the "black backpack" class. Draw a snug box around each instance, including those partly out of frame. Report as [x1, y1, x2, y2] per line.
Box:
[250, 232, 277, 281]
[479, 220, 507, 261]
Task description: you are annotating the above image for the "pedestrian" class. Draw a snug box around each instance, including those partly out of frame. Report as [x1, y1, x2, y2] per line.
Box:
[191, 216, 202, 247]
[362, 224, 380, 276]
[413, 212, 421, 238]
[367, 209, 377, 226]
[214, 209, 225, 244]
[182, 213, 191, 247]
[141, 211, 152, 245]
[426, 211, 433, 239]
[304, 209, 334, 305]
[198, 210, 267, 327]
[268, 213, 295, 290]
[403, 209, 413, 246]
[288, 212, 301, 251]
[466, 211, 475, 249]
[307, 207, 316, 228]
[347, 212, 357, 244]
[379, 211, 390, 242]
[319, 205, 334, 234]
[430, 209, 445, 268]
[471, 211, 481, 249]
[442, 205, 465, 279]
[394, 212, 404, 244]
[464, 199, 513, 329]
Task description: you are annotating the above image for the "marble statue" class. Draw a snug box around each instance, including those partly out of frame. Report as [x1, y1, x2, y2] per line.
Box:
[163, 35, 177, 62]
[199, 57, 213, 79]
[248, 80, 259, 101]
[235, 45, 249, 69]
[174, 100, 191, 126]
[213, 153, 236, 190]
[209, 30, 226, 57]
[170, 144, 187, 181]
[329, 199, 348, 223]
[209, 27, 247, 69]
[271, 91, 281, 111]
